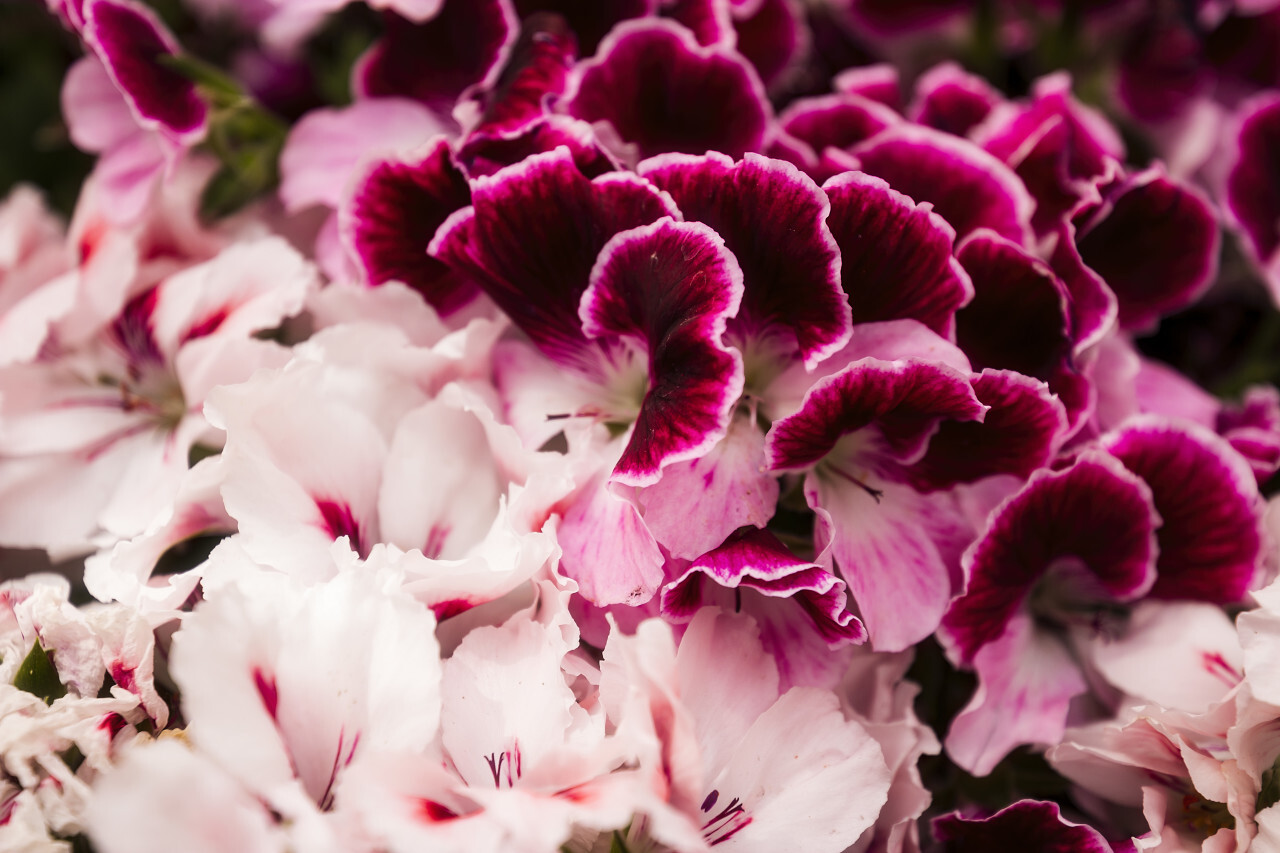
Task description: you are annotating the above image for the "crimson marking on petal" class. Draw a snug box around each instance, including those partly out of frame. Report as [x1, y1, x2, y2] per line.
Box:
[414, 798, 459, 822]
[640, 152, 851, 369]
[765, 358, 985, 472]
[252, 667, 279, 721]
[430, 147, 676, 369]
[941, 452, 1158, 663]
[459, 115, 619, 180]
[111, 287, 163, 366]
[344, 138, 477, 316]
[1046, 220, 1117, 356]
[354, 0, 517, 112]
[562, 19, 771, 161]
[84, 0, 207, 142]
[1076, 166, 1220, 331]
[315, 499, 367, 558]
[851, 125, 1035, 246]
[581, 218, 746, 485]
[824, 170, 973, 338]
[430, 598, 472, 621]
[1102, 417, 1262, 603]
[98, 712, 129, 740]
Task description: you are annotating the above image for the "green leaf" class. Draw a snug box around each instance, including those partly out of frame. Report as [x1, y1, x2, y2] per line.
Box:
[14, 640, 66, 704]
[610, 831, 631, 853]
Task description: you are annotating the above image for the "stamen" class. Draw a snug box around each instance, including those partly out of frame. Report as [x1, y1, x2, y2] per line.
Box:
[827, 466, 884, 503]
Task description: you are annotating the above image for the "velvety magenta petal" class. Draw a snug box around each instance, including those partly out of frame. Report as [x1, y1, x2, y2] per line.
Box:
[975, 73, 1125, 236]
[458, 115, 619, 179]
[639, 411, 778, 560]
[1046, 221, 1117, 356]
[909, 62, 1001, 137]
[844, 0, 970, 36]
[562, 19, 770, 161]
[1226, 94, 1280, 303]
[908, 369, 1067, 491]
[513, 0, 656, 55]
[823, 171, 972, 339]
[581, 218, 745, 485]
[933, 800, 1112, 852]
[941, 452, 1158, 663]
[954, 230, 1072, 379]
[765, 357, 985, 471]
[1116, 14, 1206, 122]
[1075, 166, 1220, 331]
[83, 0, 207, 143]
[663, 0, 735, 47]
[833, 64, 901, 110]
[1218, 385, 1280, 483]
[354, 0, 517, 113]
[851, 125, 1035, 245]
[1101, 417, 1263, 604]
[429, 147, 676, 367]
[779, 93, 901, 160]
[342, 137, 478, 316]
[639, 152, 850, 369]
[731, 0, 808, 89]
[461, 11, 578, 138]
[662, 528, 867, 645]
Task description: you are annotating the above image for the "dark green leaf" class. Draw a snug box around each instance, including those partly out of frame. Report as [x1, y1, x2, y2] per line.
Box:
[14, 640, 67, 704]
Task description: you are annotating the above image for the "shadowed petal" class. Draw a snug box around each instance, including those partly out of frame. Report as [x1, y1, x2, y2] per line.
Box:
[581, 218, 745, 485]
[851, 125, 1035, 245]
[1076, 166, 1220, 331]
[459, 115, 620, 179]
[640, 152, 850, 370]
[732, 0, 809, 90]
[779, 93, 901, 161]
[934, 799, 1111, 851]
[354, 0, 517, 113]
[429, 147, 676, 368]
[513, 0, 656, 56]
[1101, 416, 1263, 604]
[909, 62, 1001, 137]
[1226, 93, 1280, 305]
[562, 19, 771, 161]
[824, 171, 972, 338]
[342, 137, 477, 316]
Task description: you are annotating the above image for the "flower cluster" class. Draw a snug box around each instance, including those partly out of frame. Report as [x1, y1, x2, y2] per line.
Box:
[2, 0, 1280, 850]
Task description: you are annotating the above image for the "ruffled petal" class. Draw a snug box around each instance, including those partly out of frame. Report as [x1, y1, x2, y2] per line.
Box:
[1226, 93, 1280, 305]
[941, 451, 1158, 663]
[1101, 416, 1263, 603]
[561, 19, 770, 161]
[342, 137, 478, 316]
[932, 799, 1112, 852]
[823, 170, 972, 339]
[909, 62, 1001, 137]
[429, 147, 676, 368]
[581, 218, 745, 485]
[640, 152, 850, 369]
[851, 125, 1035, 245]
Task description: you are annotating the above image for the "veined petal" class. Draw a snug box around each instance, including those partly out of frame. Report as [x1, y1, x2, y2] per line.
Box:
[909, 62, 1001, 137]
[824, 170, 973, 339]
[765, 357, 985, 472]
[941, 451, 1158, 664]
[639, 152, 850, 370]
[342, 137, 477, 316]
[1101, 416, 1263, 603]
[850, 125, 1036, 246]
[581, 218, 745, 486]
[429, 147, 676, 369]
[779, 93, 901, 161]
[561, 18, 771, 161]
